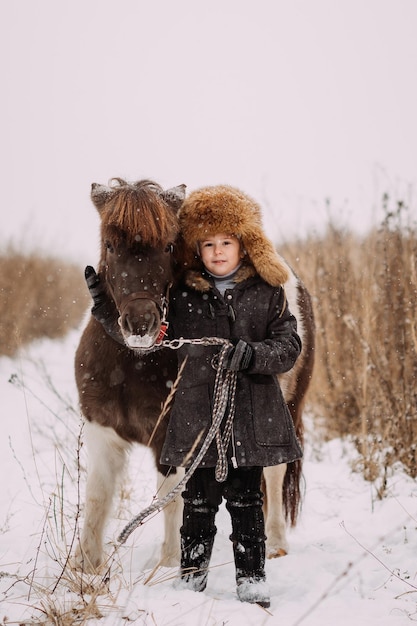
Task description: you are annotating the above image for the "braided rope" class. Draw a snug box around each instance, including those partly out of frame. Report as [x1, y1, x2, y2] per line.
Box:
[165, 337, 238, 481]
[117, 337, 237, 545]
[213, 365, 237, 482]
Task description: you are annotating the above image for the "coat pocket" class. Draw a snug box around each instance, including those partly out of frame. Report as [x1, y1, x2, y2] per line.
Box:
[251, 380, 293, 447]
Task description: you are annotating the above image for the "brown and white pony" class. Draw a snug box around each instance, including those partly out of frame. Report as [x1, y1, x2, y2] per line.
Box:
[74, 179, 184, 572]
[74, 178, 315, 572]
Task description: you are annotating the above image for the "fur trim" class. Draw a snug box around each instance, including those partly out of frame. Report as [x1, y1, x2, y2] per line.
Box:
[184, 265, 257, 293]
[178, 185, 289, 287]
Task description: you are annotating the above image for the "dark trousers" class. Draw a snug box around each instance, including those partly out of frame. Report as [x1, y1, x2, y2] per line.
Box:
[180, 466, 266, 583]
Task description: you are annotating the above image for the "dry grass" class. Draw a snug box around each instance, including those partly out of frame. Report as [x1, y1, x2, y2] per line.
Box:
[0, 364, 174, 625]
[1, 197, 416, 489]
[281, 196, 417, 488]
[0, 246, 89, 357]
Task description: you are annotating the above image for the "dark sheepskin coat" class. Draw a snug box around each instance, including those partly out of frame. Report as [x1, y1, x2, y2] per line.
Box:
[160, 264, 303, 469]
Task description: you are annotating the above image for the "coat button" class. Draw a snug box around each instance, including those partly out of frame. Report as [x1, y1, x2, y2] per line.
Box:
[236, 441, 241, 446]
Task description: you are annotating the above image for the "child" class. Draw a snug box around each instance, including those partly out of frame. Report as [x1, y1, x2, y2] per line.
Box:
[160, 185, 302, 607]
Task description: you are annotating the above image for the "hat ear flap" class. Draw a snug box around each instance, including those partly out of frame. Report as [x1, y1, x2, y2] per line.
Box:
[242, 229, 289, 286]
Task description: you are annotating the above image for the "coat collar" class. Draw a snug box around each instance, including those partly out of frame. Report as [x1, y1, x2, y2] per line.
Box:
[184, 263, 257, 293]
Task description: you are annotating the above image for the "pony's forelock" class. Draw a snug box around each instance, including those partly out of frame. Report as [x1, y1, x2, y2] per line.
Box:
[102, 179, 179, 247]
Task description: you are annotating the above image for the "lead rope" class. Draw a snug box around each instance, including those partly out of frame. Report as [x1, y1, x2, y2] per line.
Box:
[117, 337, 237, 545]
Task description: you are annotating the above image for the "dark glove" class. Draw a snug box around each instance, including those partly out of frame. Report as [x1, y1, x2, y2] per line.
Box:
[223, 339, 253, 371]
[85, 266, 117, 323]
[85, 266, 106, 308]
[84, 266, 125, 345]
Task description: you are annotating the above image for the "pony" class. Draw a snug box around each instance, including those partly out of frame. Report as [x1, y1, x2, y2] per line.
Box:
[74, 178, 185, 572]
[73, 177, 315, 572]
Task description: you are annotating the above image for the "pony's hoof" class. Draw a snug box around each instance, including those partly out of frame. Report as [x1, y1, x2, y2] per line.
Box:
[72, 545, 103, 574]
[266, 547, 287, 559]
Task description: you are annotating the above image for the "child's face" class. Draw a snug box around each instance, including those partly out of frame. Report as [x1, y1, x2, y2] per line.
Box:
[199, 233, 243, 276]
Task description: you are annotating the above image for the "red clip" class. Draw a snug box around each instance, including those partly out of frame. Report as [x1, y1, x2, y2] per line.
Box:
[156, 322, 169, 345]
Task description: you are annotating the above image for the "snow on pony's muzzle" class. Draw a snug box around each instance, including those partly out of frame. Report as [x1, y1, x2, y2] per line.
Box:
[124, 322, 169, 350]
[125, 334, 155, 349]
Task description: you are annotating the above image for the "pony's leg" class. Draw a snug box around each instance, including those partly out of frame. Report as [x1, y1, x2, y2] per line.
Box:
[157, 468, 184, 567]
[263, 464, 289, 558]
[74, 421, 129, 573]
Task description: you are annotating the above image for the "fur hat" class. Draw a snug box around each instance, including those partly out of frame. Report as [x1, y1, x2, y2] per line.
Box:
[178, 185, 289, 286]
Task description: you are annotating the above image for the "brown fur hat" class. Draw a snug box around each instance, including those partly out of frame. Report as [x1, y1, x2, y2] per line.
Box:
[178, 185, 289, 286]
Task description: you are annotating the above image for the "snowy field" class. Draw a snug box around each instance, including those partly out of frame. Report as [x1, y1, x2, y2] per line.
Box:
[1, 326, 417, 625]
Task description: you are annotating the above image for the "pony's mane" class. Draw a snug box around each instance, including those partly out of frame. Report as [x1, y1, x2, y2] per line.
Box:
[101, 178, 179, 247]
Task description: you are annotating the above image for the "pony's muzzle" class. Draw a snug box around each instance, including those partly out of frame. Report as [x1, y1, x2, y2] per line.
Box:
[118, 298, 161, 347]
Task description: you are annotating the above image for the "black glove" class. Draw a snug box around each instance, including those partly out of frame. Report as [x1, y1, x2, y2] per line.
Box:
[85, 266, 116, 323]
[223, 339, 253, 371]
[84, 266, 125, 345]
[85, 266, 106, 308]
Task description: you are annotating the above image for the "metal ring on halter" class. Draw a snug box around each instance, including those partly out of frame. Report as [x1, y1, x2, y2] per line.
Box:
[162, 338, 186, 349]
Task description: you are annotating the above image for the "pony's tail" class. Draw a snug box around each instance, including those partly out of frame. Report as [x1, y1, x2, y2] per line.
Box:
[283, 397, 305, 526]
[282, 457, 304, 526]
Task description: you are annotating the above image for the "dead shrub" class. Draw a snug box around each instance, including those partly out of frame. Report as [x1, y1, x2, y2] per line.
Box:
[281, 196, 417, 485]
[0, 246, 89, 356]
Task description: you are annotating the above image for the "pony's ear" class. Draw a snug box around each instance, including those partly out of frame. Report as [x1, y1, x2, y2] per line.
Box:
[160, 184, 186, 210]
[91, 183, 112, 210]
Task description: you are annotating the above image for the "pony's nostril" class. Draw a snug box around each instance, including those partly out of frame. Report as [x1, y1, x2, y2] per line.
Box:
[123, 313, 134, 334]
[124, 313, 141, 335]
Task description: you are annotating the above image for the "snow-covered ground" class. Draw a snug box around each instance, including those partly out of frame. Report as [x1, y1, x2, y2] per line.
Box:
[1, 327, 417, 625]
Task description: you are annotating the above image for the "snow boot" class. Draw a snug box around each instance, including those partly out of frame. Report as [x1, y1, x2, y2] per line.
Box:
[236, 576, 271, 608]
[233, 539, 270, 608]
[225, 471, 270, 607]
[174, 534, 215, 592]
[175, 470, 220, 593]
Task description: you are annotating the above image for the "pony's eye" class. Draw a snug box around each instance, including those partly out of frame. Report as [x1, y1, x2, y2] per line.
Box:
[105, 241, 115, 253]
[165, 243, 174, 254]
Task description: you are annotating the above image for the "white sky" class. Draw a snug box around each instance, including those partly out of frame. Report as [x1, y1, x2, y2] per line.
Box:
[1, 0, 416, 264]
